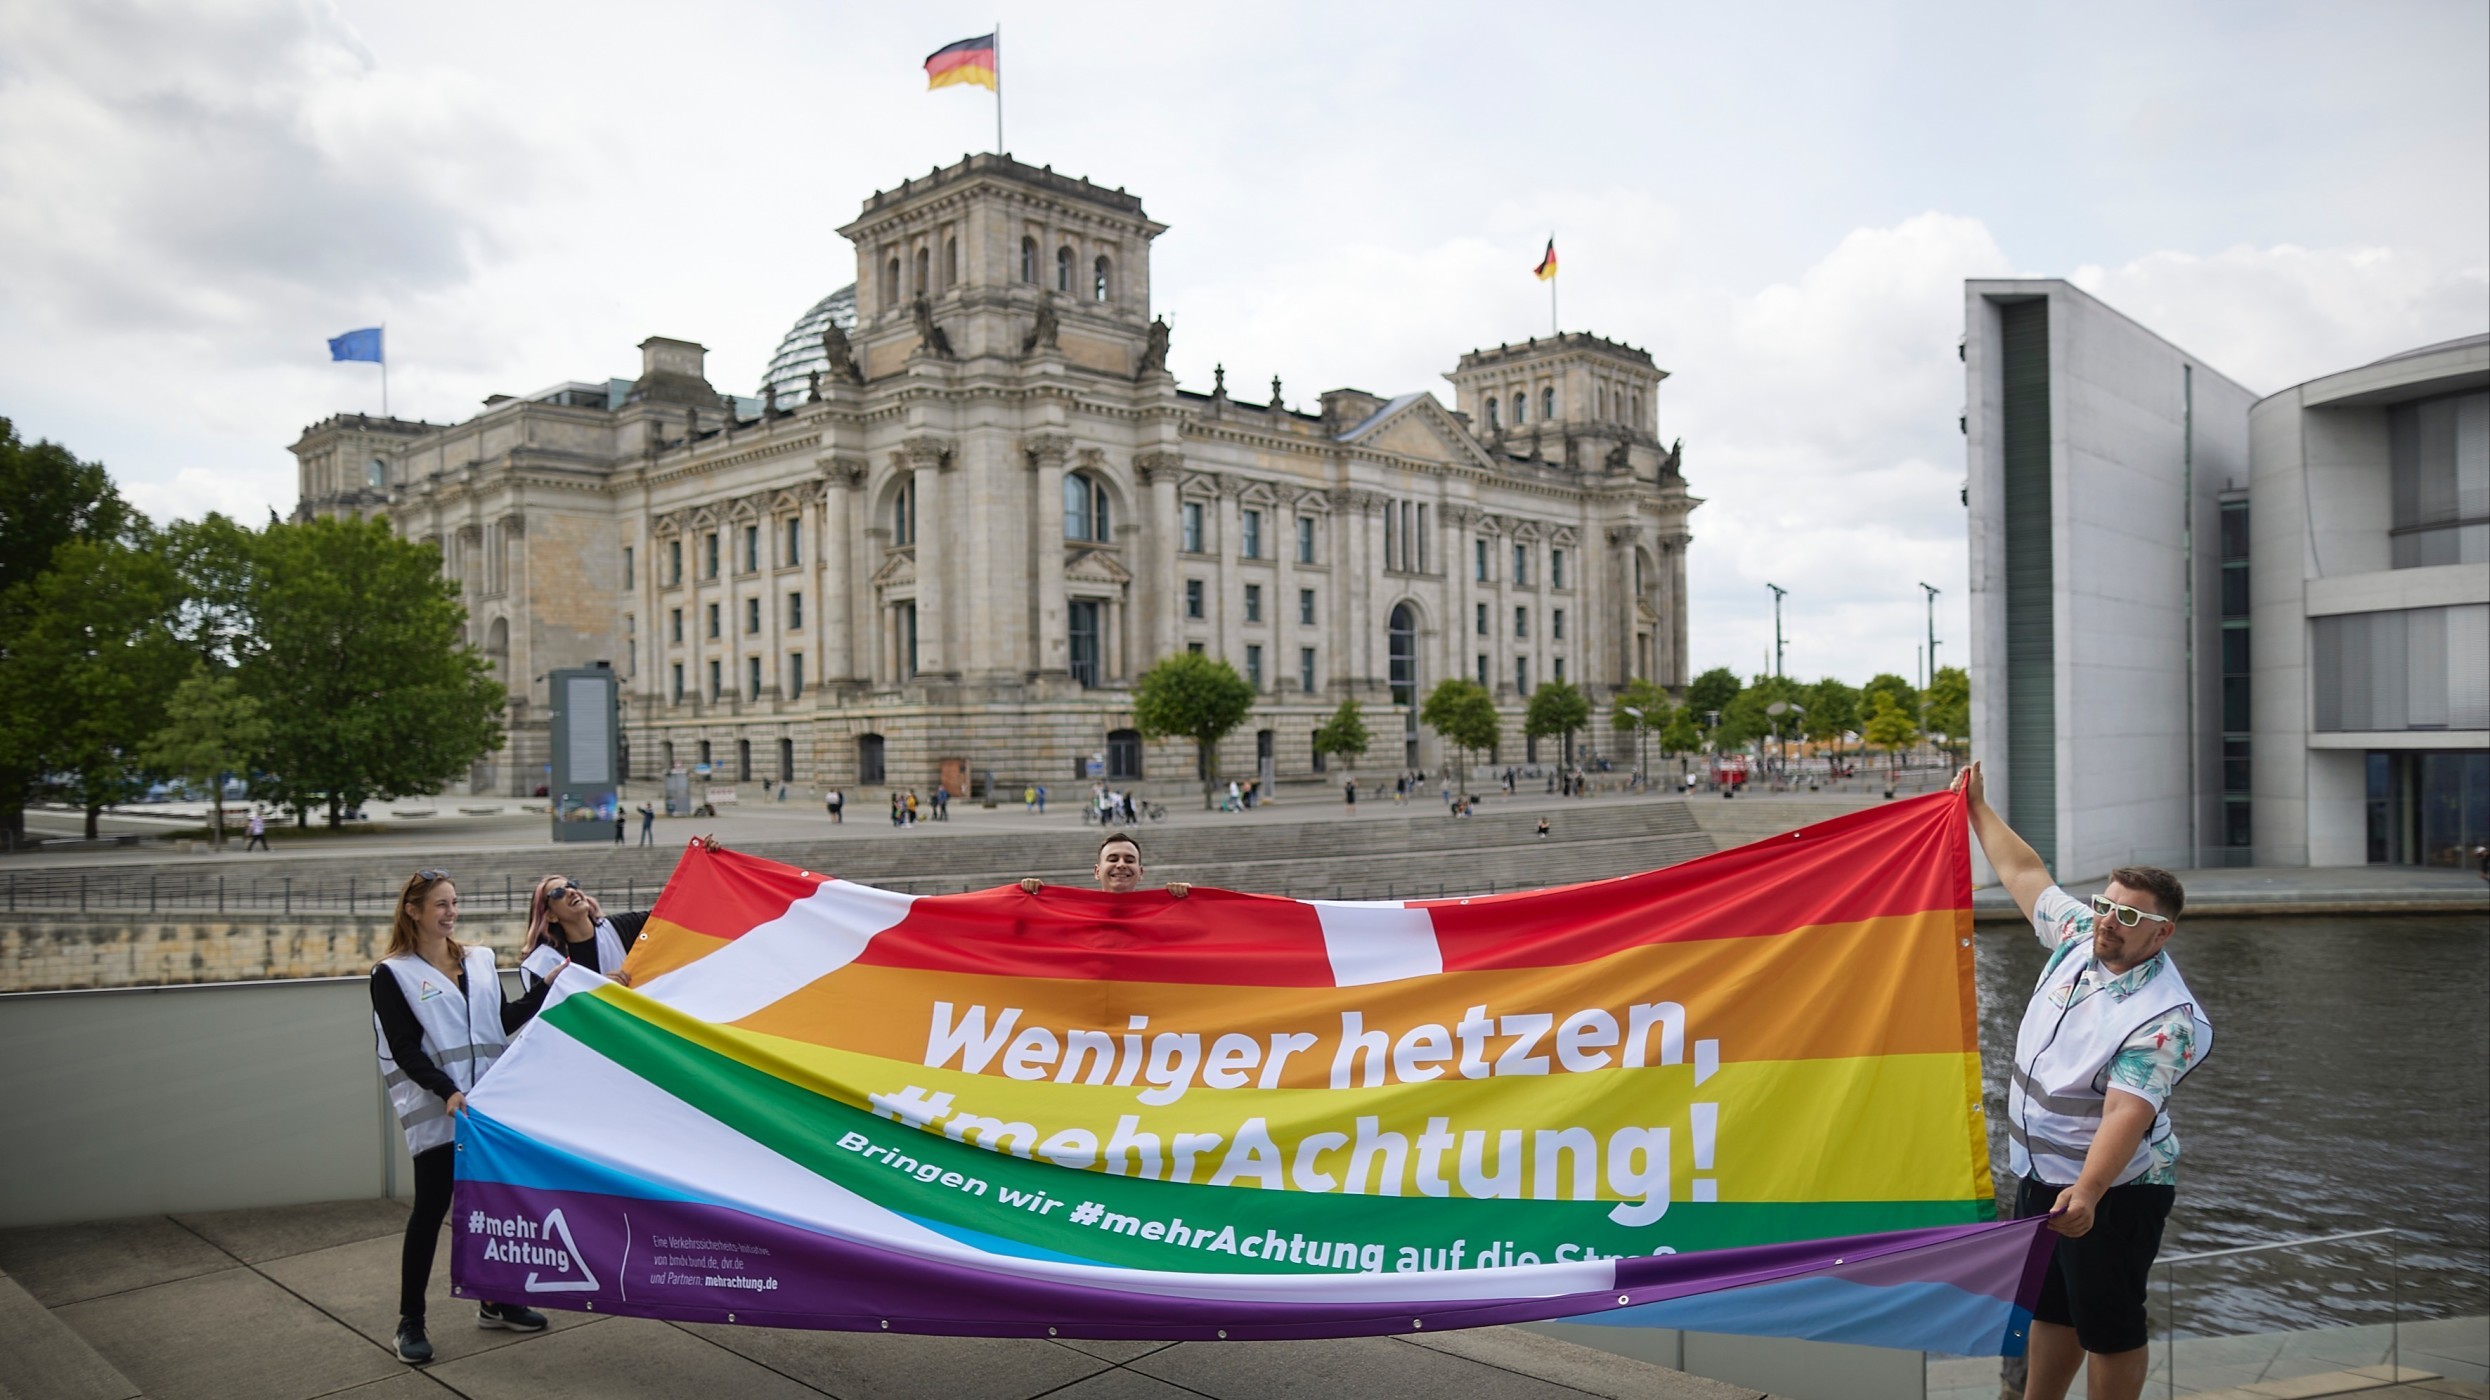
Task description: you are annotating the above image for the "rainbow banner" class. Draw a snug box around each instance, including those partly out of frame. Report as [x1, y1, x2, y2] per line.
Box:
[453, 792, 2051, 1352]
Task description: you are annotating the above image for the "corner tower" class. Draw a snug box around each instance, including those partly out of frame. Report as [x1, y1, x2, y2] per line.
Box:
[1447, 334, 1669, 476]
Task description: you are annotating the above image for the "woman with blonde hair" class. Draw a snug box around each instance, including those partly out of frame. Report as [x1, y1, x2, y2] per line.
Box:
[369, 868, 551, 1364]
[519, 875, 649, 990]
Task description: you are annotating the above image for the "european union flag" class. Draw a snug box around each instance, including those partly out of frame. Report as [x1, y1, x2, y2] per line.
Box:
[328, 327, 384, 363]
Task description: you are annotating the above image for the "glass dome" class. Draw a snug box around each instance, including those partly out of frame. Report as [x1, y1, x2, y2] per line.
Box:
[758, 285, 859, 405]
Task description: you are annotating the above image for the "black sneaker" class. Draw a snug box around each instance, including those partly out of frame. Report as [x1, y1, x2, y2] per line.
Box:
[477, 1300, 549, 1332]
[394, 1316, 434, 1364]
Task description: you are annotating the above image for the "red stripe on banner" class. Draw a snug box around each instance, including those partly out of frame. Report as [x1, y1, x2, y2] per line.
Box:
[649, 843, 827, 942]
[1422, 791, 1969, 971]
[850, 885, 1340, 986]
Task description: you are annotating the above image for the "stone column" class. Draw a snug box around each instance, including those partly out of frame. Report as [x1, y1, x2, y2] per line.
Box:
[1604, 523, 1637, 693]
[1273, 496, 1298, 697]
[1449, 507, 1477, 690]
[1662, 529, 1691, 688]
[902, 437, 948, 678]
[1214, 479, 1242, 667]
[1137, 451, 1183, 660]
[822, 458, 864, 684]
[1028, 435, 1072, 678]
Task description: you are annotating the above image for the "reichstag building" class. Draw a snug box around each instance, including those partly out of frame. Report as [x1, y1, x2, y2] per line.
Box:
[292, 154, 1700, 797]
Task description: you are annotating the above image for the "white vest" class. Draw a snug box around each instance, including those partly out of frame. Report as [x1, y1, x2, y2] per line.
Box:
[521, 918, 629, 990]
[373, 946, 508, 1155]
[2007, 945, 2212, 1186]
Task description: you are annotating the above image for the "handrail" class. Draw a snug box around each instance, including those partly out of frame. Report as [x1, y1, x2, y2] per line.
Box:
[2157, 1226, 2395, 1266]
[2156, 1226, 2401, 1400]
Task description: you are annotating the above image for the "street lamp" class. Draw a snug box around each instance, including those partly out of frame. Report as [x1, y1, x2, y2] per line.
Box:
[1765, 700, 1805, 790]
[1918, 581, 1941, 774]
[1765, 583, 1788, 679]
[1621, 706, 1647, 791]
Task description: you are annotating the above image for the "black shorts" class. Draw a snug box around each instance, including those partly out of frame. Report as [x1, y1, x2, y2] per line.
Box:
[2014, 1174, 2175, 1354]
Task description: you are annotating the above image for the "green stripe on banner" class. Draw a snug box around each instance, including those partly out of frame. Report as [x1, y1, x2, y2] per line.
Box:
[549, 993, 1987, 1274]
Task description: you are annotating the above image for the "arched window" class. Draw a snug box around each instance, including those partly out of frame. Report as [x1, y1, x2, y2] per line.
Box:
[1485, 397, 1500, 431]
[1542, 387, 1555, 421]
[1388, 603, 1418, 707]
[1020, 236, 1037, 283]
[1093, 254, 1111, 302]
[1063, 471, 1111, 542]
[1056, 246, 1073, 293]
[945, 237, 959, 289]
[892, 477, 916, 545]
[1512, 393, 1526, 426]
[884, 257, 901, 309]
[856, 733, 886, 785]
[913, 247, 929, 296]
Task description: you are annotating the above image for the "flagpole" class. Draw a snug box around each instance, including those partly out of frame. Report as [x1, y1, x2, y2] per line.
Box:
[381, 322, 390, 417]
[1548, 233, 1558, 335]
[993, 23, 1004, 154]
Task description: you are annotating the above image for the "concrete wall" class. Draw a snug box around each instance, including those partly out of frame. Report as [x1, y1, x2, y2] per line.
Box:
[0, 913, 529, 993]
[1966, 280, 2257, 881]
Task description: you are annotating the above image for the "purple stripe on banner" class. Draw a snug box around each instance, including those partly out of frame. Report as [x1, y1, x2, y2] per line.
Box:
[1616, 1216, 2054, 1306]
[452, 1180, 2054, 1350]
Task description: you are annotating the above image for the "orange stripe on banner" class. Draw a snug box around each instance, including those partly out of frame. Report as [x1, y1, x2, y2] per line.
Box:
[620, 917, 732, 985]
[724, 907, 1975, 1082]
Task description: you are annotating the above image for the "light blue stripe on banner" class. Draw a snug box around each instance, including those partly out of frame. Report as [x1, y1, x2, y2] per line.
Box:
[457, 1108, 720, 1210]
[895, 1213, 1108, 1269]
[1563, 1276, 2031, 1356]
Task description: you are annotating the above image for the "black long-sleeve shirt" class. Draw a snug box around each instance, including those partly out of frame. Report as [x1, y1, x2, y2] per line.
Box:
[370, 959, 552, 1103]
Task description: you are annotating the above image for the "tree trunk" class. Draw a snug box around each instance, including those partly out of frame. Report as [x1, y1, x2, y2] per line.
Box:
[210, 792, 226, 850]
[85, 802, 101, 840]
[327, 794, 342, 829]
[1198, 741, 1215, 810]
[0, 802, 22, 851]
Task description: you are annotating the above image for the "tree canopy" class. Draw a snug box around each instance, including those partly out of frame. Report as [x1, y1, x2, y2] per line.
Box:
[0, 535, 189, 837]
[1419, 677, 1500, 775]
[140, 664, 271, 847]
[1523, 678, 1591, 762]
[1863, 690, 1921, 767]
[1684, 667, 1741, 720]
[1924, 665, 1970, 756]
[1311, 698, 1372, 770]
[1133, 651, 1257, 808]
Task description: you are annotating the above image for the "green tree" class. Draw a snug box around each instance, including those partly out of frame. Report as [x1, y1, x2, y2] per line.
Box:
[0, 420, 138, 846]
[1684, 667, 1741, 723]
[140, 664, 272, 848]
[1133, 650, 1257, 809]
[1863, 690, 1921, 777]
[1924, 665, 1970, 759]
[1419, 677, 1501, 779]
[231, 516, 508, 827]
[1805, 677, 1862, 769]
[1523, 677, 1592, 766]
[1863, 672, 1919, 720]
[1658, 706, 1703, 757]
[1609, 678, 1672, 778]
[0, 536, 190, 837]
[1311, 698, 1372, 774]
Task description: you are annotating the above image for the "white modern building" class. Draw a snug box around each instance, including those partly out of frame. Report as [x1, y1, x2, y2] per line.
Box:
[1966, 278, 2487, 876]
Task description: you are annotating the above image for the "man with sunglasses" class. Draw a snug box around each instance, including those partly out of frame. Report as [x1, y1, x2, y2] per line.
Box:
[1954, 762, 2212, 1400]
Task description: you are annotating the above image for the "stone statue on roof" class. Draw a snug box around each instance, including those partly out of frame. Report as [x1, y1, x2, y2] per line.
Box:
[1021, 298, 1060, 355]
[911, 293, 955, 360]
[1137, 317, 1171, 377]
[820, 320, 862, 384]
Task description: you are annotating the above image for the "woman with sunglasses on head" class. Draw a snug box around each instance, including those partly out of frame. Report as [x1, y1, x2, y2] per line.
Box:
[370, 868, 554, 1365]
[520, 875, 650, 991]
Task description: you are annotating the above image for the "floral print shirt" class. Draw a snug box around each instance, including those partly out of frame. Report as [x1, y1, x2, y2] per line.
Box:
[2031, 885, 2198, 1184]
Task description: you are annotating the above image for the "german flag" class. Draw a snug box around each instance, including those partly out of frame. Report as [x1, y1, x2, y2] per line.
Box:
[925, 33, 997, 91]
[1534, 237, 1559, 281]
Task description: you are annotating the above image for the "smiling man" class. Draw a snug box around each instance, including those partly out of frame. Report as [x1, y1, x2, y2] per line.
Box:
[1020, 833, 1189, 897]
[1954, 762, 2214, 1400]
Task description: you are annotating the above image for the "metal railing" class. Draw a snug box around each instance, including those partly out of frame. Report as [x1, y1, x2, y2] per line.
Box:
[2156, 1227, 2401, 1400]
[0, 870, 648, 917]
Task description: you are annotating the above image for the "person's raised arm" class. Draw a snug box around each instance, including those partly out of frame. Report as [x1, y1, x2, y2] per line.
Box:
[1952, 761, 2052, 924]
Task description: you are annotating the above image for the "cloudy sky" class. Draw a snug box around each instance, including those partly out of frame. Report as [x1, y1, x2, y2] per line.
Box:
[2, 1, 2483, 684]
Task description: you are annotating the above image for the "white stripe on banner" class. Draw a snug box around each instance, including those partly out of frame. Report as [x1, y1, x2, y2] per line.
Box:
[1309, 900, 1441, 987]
[637, 878, 916, 1021]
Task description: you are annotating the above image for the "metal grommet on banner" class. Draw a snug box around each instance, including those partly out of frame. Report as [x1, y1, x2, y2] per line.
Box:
[1412, 1319, 1424, 1329]
[728, 1313, 737, 1323]
[1617, 1295, 1630, 1306]
[585, 1301, 595, 1312]
[1216, 1330, 1228, 1339]
[880, 1320, 890, 1330]
[1047, 1327, 1058, 1337]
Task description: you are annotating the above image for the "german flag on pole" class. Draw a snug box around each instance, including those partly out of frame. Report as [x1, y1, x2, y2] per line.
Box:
[1534, 237, 1559, 281]
[925, 33, 998, 91]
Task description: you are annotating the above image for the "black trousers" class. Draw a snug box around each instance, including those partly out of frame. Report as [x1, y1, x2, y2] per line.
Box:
[401, 1144, 455, 1319]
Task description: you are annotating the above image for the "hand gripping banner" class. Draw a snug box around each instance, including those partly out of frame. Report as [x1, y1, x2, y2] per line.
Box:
[454, 792, 2053, 1353]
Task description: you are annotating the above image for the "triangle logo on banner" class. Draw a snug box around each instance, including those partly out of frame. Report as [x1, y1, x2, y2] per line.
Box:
[524, 1209, 600, 1293]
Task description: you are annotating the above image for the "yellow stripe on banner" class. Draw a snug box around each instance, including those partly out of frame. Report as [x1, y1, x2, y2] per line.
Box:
[640, 1002, 1987, 1205]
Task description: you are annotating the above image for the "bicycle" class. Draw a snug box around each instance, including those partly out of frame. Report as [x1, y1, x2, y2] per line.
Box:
[1142, 801, 1167, 821]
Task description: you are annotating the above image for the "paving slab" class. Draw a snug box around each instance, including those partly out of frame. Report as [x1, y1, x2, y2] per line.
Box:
[1128, 1334, 1596, 1399]
[1051, 1337, 1182, 1364]
[174, 1196, 410, 1264]
[1407, 1325, 1767, 1399]
[256, 1228, 601, 1365]
[0, 1214, 234, 1306]
[677, 1322, 1115, 1400]
[1024, 1369, 1218, 1400]
[424, 1313, 830, 1399]
[0, 1267, 139, 1400]
[321, 1374, 465, 1399]
[55, 1264, 400, 1400]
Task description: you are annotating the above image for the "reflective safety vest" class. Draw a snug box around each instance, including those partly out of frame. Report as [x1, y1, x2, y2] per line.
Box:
[374, 947, 508, 1155]
[2007, 946, 2212, 1186]
[521, 918, 630, 990]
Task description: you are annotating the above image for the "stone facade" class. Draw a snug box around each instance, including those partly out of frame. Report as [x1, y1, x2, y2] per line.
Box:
[293, 154, 1700, 796]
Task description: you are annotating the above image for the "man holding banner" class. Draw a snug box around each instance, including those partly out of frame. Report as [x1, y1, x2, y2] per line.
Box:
[1956, 762, 2212, 1400]
[1022, 832, 1189, 897]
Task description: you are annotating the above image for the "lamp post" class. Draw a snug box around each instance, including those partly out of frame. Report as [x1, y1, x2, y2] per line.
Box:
[1918, 582, 1940, 773]
[1765, 582, 1788, 679]
[1765, 700, 1805, 791]
[1622, 706, 1647, 791]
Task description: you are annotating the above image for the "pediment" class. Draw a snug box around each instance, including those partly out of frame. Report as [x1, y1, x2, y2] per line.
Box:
[1550, 526, 1577, 547]
[1237, 479, 1280, 507]
[1292, 490, 1330, 515]
[1638, 598, 1662, 625]
[1180, 473, 1220, 498]
[1512, 520, 1544, 542]
[1337, 392, 1497, 471]
[872, 550, 917, 588]
[1065, 548, 1133, 585]
[689, 506, 721, 528]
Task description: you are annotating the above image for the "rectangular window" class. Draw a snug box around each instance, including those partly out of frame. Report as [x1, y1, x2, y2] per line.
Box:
[1415, 504, 1428, 572]
[1513, 543, 1529, 585]
[707, 659, 721, 701]
[1553, 656, 1566, 683]
[784, 517, 801, 566]
[670, 608, 683, 643]
[1551, 548, 1566, 589]
[2309, 604, 2490, 731]
[788, 592, 803, 629]
[1553, 608, 1565, 641]
[706, 602, 720, 639]
[1475, 539, 1489, 582]
[1187, 641, 1205, 655]
[671, 663, 683, 702]
[1515, 656, 1530, 695]
[748, 656, 761, 698]
[1186, 579, 1205, 619]
[705, 533, 719, 579]
[1299, 647, 1316, 693]
[1477, 654, 1490, 686]
[743, 524, 760, 573]
[1299, 588, 1316, 625]
[1476, 602, 1488, 636]
[1297, 516, 1315, 564]
[746, 597, 761, 635]
[899, 602, 919, 680]
[1245, 644, 1263, 689]
[1182, 501, 1205, 553]
[1515, 606, 1528, 639]
[623, 545, 635, 589]
[2388, 391, 2490, 569]
[1244, 583, 1262, 622]
[1069, 600, 1101, 687]
[627, 639, 636, 674]
[789, 653, 804, 699]
[668, 539, 682, 586]
[1241, 509, 1262, 560]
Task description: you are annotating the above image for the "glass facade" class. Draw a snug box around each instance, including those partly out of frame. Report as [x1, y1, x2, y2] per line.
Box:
[2368, 751, 2490, 868]
[2220, 500, 2251, 858]
[2310, 604, 2490, 731]
[2389, 391, 2490, 568]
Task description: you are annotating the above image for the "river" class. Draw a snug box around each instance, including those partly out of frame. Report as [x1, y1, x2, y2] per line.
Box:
[1977, 911, 2490, 1335]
